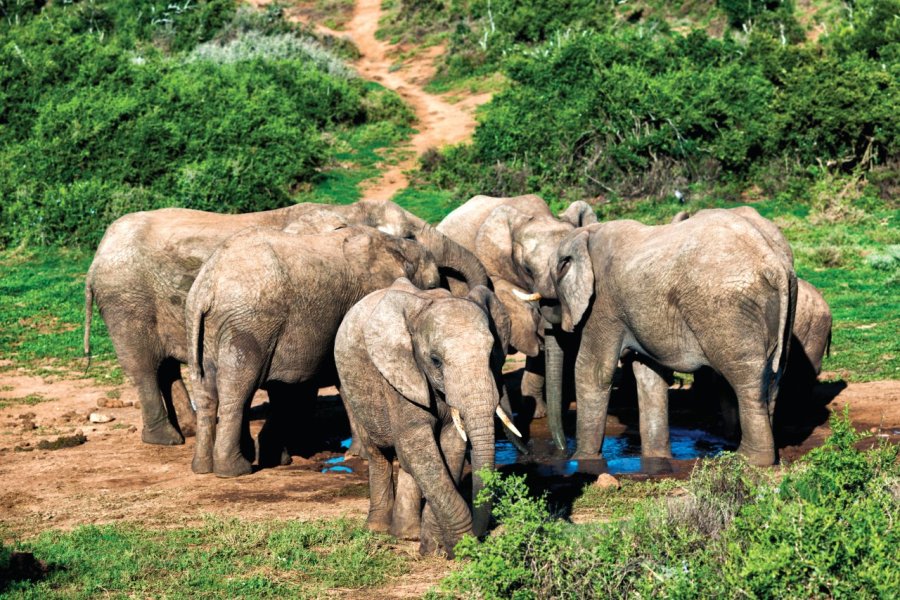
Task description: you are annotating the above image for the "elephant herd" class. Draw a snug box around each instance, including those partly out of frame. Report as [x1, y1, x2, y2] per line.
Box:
[84, 195, 832, 556]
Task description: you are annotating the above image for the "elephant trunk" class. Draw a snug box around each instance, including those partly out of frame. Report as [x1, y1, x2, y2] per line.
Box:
[544, 321, 567, 452]
[466, 419, 496, 537]
[446, 368, 497, 538]
[417, 225, 491, 291]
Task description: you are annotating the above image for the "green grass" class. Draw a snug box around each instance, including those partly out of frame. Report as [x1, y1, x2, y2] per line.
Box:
[0, 394, 50, 411]
[0, 249, 121, 385]
[0, 517, 405, 598]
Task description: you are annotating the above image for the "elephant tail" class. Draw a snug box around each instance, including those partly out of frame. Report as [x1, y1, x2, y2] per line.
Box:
[769, 266, 797, 397]
[188, 296, 211, 383]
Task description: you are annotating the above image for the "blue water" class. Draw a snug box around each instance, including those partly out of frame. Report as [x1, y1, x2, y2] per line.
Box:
[496, 427, 734, 475]
[323, 430, 733, 475]
[322, 454, 353, 474]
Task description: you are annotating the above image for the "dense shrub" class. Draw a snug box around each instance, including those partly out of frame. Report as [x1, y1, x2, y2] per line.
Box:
[422, 16, 899, 201]
[0, 1, 402, 248]
[435, 412, 900, 599]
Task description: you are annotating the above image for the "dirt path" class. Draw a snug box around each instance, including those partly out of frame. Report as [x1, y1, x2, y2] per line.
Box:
[253, 0, 489, 199]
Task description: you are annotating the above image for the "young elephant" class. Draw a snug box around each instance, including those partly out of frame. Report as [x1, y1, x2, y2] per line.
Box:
[186, 226, 441, 477]
[335, 279, 517, 557]
[552, 208, 797, 466]
[84, 199, 487, 447]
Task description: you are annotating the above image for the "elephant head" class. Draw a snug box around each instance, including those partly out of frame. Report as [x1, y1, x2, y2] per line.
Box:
[362, 280, 512, 538]
[348, 199, 490, 292]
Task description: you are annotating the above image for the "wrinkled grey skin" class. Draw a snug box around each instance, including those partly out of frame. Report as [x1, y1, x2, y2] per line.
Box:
[84, 199, 488, 447]
[438, 195, 596, 444]
[335, 279, 510, 557]
[552, 208, 797, 466]
[186, 226, 441, 477]
[669, 211, 832, 436]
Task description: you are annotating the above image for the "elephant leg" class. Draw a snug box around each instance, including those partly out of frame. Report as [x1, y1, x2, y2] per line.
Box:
[212, 372, 259, 478]
[521, 354, 546, 419]
[632, 357, 672, 459]
[419, 501, 443, 556]
[191, 366, 218, 475]
[726, 375, 777, 466]
[390, 467, 422, 540]
[136, 362, 183, 446]
[572, 320, 624, 460]
[365, 445, 395, 534]
[396, 426, 472, 558]
[159, 358, 196, 438]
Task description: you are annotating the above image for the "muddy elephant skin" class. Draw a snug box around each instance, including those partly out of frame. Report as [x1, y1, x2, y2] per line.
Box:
[186, 226, 441, 478]
[335, 279, 514, 557]
[552, 207, 797, 466]
[84, 199, 488, 447]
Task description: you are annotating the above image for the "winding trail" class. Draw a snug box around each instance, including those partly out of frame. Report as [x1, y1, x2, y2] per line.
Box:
[345, 0, 489, 198]
[253, 0, 489, 199]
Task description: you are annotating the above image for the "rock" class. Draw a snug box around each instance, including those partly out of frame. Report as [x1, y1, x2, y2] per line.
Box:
[594, 473, 621, 490]
[20, 419, 36, 431]
[127, 425, 137, 434]
[89, 413, 113, 423]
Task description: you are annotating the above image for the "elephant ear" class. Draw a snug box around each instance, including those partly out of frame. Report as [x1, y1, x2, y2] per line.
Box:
[467, 285, 512, 364]
[559, 201, 598, 227]
[555, 229, 595, 333]
[475, 205, 533, 283]
[364, 290, 433, 408]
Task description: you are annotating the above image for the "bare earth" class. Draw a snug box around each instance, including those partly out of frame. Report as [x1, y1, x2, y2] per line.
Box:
[251, 0, 490, 199]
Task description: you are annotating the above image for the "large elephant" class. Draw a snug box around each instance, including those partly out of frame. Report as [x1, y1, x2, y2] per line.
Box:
[437, 194, 596, 448]
[84, 199, 488, 446]
[186, 226, 442, 477]
[334, 279, 517, 557]
[551, 208, 797, 466]
[670, 211, 832, 434]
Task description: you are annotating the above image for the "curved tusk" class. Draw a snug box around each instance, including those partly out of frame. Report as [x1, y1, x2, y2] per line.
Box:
[496, 406, 522, 438]
[451, 407, 467, 442]
[512, 289, 542, 302]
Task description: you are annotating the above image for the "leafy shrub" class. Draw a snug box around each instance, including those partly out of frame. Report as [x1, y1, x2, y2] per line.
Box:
[437, 411, 900, 599]
[0, 0, 406, 248]
[866, 245, 900, 270]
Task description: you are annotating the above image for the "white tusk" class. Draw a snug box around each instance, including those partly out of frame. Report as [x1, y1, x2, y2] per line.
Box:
[451, 407, 467, 442]
[512, 289, 542, 302]
[496, 407, 522, 438]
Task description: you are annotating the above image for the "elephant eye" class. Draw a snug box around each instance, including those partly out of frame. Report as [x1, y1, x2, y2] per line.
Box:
[522, 264, 534, 278]
[557, 257, 572, 278]
[430, 354, 442, 369]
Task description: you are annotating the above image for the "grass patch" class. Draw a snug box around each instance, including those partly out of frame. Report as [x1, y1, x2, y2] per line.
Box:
[1, 517, 404, 598]
[0, 394, 50, 411]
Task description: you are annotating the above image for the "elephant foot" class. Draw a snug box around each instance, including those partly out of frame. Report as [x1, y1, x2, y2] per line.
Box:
[737, 444, 776, 467]
[366, 514, 392, 534]
[192, 453, 213, 474]
[390, 513, 421, 541]
[532, 399, 547, 419]
[213, 455, 253, 478]
[179, 421, 197, 438]
[142, 422, 184, 446]
[280, 448, 292, 466]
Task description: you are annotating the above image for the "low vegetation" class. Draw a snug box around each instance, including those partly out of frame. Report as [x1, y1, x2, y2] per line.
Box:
[430, 412, 900, 599]
[0, 0, 412, 248]
[0, 517, 404, 597]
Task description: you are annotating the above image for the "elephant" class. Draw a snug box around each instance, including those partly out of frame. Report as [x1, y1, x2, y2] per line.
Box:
[437, 194, 596, 449]
[186, 225, 442, 477]
[551, 207, 797, 466]
[334, 278, 518, 557]
[84, 199, 488, 446]
[669, 211, 832, 435]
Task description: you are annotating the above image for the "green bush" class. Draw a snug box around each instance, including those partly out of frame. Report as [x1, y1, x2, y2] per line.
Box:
[0, 0, 407, 248]
[436, 411, 900, 599]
